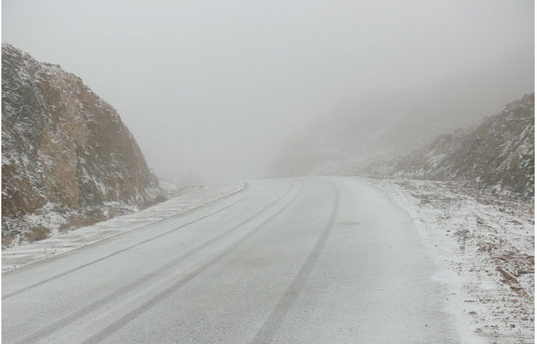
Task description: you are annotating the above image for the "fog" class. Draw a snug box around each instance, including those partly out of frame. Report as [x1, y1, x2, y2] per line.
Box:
[3, 0, 534, 183]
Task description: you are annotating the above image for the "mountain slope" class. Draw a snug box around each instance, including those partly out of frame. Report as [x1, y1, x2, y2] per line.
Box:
[267, 52, 534, 177]
[2, 44, 161, 245]
[363, 94, 534, 200]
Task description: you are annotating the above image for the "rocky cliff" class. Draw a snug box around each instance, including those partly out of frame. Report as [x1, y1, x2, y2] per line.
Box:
[2, 44, 161, 245]
[363, 94, 534, 200]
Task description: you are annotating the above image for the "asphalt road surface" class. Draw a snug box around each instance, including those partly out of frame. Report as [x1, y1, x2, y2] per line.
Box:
[3, 177, 460, 344]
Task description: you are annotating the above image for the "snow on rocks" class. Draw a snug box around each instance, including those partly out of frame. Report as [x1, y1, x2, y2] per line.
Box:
[366, 178, 534, 344]
[2, 44, 161, 246]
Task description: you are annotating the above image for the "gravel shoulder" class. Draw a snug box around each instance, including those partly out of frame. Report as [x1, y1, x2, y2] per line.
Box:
[366, 177, 534, 344]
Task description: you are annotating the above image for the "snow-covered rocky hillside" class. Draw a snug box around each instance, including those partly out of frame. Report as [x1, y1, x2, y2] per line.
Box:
[2, 44, 162, 246]
[363, 94, 534, 201]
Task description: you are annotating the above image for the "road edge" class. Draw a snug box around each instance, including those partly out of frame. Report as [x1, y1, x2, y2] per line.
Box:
[2, 182, 249, 275]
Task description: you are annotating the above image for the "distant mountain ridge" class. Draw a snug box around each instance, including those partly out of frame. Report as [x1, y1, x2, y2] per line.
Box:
[267, 52, 534, 178]
[2, 44, 162, 245]
[362, 94, 534, 200]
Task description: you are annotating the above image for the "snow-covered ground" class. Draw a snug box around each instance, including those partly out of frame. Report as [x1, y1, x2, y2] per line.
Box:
[2, 182, 245, 273]
[366, 178, 534, 344]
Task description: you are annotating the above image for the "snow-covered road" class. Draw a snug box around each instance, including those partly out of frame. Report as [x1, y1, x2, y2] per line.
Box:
[3, 177, 465, 343]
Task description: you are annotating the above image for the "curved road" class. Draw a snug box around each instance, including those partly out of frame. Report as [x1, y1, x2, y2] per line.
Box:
[3, 177, 460, 343]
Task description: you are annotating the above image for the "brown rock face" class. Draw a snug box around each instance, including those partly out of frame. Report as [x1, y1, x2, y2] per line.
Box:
[2, 44, 160, 244]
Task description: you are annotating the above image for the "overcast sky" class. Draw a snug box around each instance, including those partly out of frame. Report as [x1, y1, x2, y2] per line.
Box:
[2, 0, 534, 182]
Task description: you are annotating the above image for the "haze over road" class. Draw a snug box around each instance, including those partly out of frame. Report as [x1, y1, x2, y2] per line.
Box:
[3, 178, 460, 343]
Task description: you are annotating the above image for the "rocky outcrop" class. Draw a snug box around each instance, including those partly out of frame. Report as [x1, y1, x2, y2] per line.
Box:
[363, 94, 534, 200]
[2, 44, 161, 245]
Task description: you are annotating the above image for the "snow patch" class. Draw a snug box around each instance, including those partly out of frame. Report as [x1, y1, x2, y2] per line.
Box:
[2, 182, 245, 272]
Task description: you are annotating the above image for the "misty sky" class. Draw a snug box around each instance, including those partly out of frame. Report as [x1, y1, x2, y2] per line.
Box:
[2, 0, 534, 183]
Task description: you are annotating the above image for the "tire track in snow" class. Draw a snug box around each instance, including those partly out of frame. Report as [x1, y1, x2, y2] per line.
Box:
[13, 182, 298, 344]
[4, 184, 261, 300]
[78, 182, 304, 344]
[249, 182, 340, 344]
